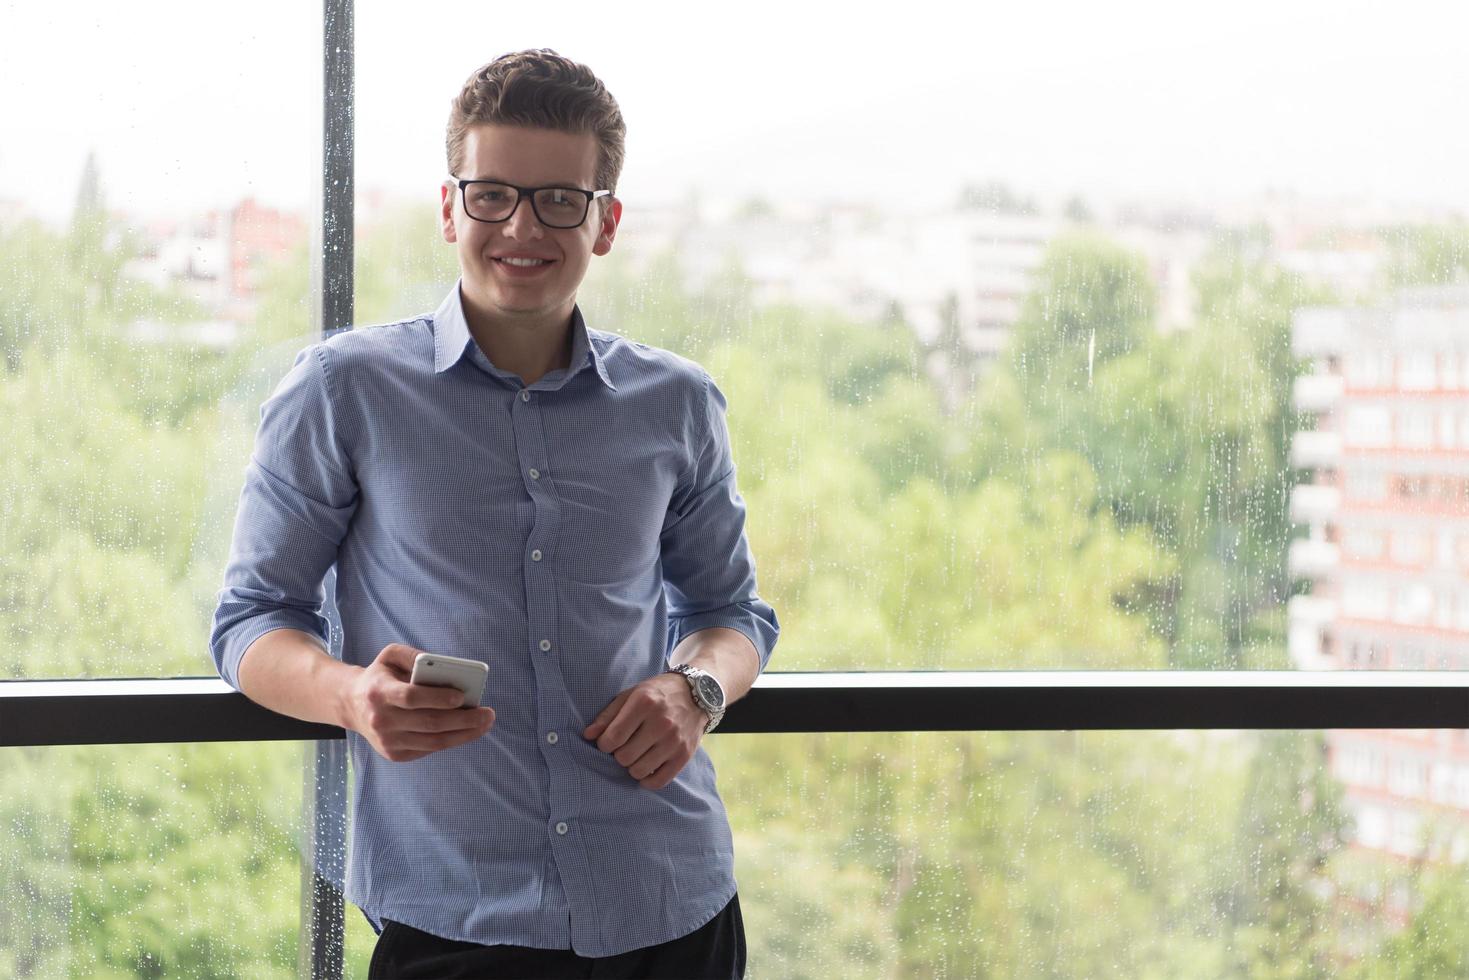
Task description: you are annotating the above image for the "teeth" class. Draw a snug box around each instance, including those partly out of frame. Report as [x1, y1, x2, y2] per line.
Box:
[499, 257, 549, 267]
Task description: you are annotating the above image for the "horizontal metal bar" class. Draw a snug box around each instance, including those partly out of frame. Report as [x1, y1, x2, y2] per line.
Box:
[3, 672, 1468, 747]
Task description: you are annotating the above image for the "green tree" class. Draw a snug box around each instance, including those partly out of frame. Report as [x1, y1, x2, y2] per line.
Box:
[1009, 233, 1156, 406]
[0, 220, 71, 374]
[1378, 221, 1469, 289]
[1220, 732, 1348, 978]
[1347, 871, 1469, 979]
[975, 232, 1324, 668]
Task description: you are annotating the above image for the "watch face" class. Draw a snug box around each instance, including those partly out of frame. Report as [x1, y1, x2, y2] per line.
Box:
[696, 674, 725, 708]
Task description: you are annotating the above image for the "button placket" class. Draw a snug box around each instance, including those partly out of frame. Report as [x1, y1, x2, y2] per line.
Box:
[515, 383, 576, 842]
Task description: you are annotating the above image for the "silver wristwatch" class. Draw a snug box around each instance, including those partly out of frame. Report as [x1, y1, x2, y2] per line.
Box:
[668, 664, 726, 733]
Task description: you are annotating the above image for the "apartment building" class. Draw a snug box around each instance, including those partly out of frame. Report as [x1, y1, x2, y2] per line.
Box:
[1289, 287, 1469, 865]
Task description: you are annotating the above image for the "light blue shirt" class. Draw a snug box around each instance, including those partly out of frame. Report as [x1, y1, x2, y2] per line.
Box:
[209, 281, 779, 956]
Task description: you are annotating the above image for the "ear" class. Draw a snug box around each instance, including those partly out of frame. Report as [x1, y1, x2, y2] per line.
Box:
[440, 181, 458, 244]
[592, 197, 622, 257]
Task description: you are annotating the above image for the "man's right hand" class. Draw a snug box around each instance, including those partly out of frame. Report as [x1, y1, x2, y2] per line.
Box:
[342, 644, 495, 762]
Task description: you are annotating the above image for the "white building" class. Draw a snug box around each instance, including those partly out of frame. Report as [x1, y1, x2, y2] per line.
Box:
[1289, 287, 1469, 865]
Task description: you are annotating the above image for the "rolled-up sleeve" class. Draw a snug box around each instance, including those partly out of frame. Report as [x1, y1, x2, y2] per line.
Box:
[209, 344, 359, 692]
[660, 371, 779, 672]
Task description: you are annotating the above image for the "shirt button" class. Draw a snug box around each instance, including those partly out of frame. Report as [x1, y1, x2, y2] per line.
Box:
[546, 732, 559, 744]
[529, 468, 541, 480]
[555, 821, 569, 836]
[531, 549, 543, 562]
[539, 639, 552, 652]
[520, 390, 531, 402]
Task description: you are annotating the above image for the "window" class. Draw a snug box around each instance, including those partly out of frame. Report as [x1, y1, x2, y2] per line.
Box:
[1391, 585, 1433, 625]
[1346, 351, 1394, 389]
[1398, 409, 1434, 449]
[1342, 528, 1385, 561]
[1389, 531, 1430, 565]
[1345, 468, 1388, 501]
[1345, 406, 1392, 448]
[1342, 582, 1390, 621]
[1, 2, 317, 684]
[1442, 353, 1462, 390]
[1399, 350, 1436, 390]
[4, 4, 1467, 976]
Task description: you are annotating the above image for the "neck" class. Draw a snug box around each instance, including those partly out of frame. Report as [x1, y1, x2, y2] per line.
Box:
[459, 284, 575, 386]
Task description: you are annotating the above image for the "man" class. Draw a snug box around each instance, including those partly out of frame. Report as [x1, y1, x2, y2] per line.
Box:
[210, 49, 777, 979]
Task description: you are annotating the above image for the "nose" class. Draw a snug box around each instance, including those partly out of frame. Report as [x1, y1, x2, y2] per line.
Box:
[501, 196, 545, 242]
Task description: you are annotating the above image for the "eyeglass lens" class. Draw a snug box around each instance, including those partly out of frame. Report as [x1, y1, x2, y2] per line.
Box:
[463, 183, 589, 228]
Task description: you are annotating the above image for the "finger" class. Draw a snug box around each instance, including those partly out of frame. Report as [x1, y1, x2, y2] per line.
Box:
[395, 705, 494, 734]
[594, 694, 652, 753]
[627, 738, 679, 781]
[584, 690, 631, 743]
[638, 753, 686, 790]
[376, 643, 423, 677]
[612, 721, 666, 770]
[395, 721, 490, 755]
[378, 646, 466, 709]
[401, 680, 470, 711]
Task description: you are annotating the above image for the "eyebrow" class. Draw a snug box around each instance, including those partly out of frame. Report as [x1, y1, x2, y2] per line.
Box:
[464, 175, 591, 188]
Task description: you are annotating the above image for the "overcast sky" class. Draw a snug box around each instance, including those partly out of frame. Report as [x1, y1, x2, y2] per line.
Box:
[3, 0, 1467, 224]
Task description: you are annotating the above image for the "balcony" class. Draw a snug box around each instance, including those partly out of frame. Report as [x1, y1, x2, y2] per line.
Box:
[1291, 308, 1350, 357]
[1289, 537, 1341, 578]
[1292, 429, 1344, 469]
[1294, 373, 1346, 414]
[1290, 483, 1343, 524]
[1288, 594, 1338, 668]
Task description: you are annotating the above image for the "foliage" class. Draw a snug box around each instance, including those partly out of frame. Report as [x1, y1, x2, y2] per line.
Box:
[2, 194, 1463, 976]
[1378, 222, 1469, 289]
[1219, 732, 1348, 978]
[1346, 870, 1469, 979]
[969, 232, 1328, 669]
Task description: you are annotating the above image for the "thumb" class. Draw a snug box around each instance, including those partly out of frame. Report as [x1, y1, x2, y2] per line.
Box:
[377, 643, 425, 679]
[584, 690, 629, 740]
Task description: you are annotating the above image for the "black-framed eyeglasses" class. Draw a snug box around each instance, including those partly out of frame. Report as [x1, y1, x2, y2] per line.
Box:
[450, 178, 611, 229]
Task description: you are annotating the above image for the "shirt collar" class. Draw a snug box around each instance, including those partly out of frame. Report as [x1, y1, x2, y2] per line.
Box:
[432, 279, 616, 391]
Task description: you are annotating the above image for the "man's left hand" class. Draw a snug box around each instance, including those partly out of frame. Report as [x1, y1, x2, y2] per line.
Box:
[584, 673, 707, 791]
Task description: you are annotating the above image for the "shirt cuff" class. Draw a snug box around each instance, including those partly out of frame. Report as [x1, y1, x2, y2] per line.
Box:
[211, 608, 332, 693]
[667, 600, 779, 675]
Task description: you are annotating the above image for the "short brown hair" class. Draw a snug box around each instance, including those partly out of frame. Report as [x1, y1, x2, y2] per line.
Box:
[446, 49, 626, 198]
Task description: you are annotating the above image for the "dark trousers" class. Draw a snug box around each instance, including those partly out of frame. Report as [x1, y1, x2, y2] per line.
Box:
[367, 893, 745, 979]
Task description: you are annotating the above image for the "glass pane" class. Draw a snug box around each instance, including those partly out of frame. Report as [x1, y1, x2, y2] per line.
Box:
[0, 0, 320, 682]
[706, 730, 1469, 977]
[347, 4, 1469, 673]
[0, 741, 316, 977]
[2, 732, 1463, 975]
[340, 11, 1469, 970]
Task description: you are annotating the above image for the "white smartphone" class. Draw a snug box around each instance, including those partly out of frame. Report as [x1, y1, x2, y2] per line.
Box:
[409, 652, 489, 708]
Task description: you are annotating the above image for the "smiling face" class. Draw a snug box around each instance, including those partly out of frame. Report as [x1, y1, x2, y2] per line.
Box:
[441, 123, 621, 329]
